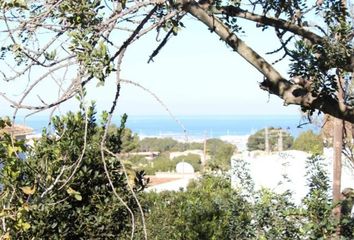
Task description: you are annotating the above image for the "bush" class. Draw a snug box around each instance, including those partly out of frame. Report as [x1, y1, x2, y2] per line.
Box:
[0, 106, 146, 239]
[293, 130, 324, 154]
[138, 137, 180, 152]
[138, 137, 203, 152]
[133, 156, 353, 239]
[206, 138, 236, 171]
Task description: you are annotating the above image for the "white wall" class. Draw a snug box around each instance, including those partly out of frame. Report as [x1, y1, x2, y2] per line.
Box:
[231, 149, 354, 204]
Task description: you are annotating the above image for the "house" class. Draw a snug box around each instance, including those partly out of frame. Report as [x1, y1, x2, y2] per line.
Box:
[119, 151, 160, 160]
[0, 124, 34, 140]
[145, 171, 199, 192]
[231, 149, 354, 204]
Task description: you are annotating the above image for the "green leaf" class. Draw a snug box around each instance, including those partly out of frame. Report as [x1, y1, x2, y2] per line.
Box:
[67, 187, 82, 201]
[22, 222, 31, 231]
[20, 186, 36, 195]
[74, 194, 82, 201]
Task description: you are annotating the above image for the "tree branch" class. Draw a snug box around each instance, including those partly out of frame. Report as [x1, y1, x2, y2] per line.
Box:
[182, 0, 354, 123]
[218, 6, 324, 44]
[215, 5, 354, 72]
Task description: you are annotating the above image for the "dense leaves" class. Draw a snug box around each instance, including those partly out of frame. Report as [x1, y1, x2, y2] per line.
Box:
[133, 156, 354, 239]
[138, 137, 202, 152]
[206, 138, 236, 171]
[293, 130, 324, 154]
[0, 106, 146, 239]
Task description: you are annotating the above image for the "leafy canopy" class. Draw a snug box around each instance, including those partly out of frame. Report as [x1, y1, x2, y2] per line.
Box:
[0, 106, 146, 239]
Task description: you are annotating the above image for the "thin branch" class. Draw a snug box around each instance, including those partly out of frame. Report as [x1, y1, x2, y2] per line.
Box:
[121, 79, 187, 138]
[100, 48, 137, 239]
[58, 86, 89, 190]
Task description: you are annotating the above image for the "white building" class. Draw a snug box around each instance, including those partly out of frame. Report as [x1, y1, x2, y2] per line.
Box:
[231, 149, 354, 204]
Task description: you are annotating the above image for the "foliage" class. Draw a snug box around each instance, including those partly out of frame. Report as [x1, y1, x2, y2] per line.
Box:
[341, 188, 354, 239]
[293, 130, 324, 154]
[107, 124, 139, 153]
[0, 107, 146, 239]
[247, 127, 293, 151]
[141, 153, 175, 174]
[0, 0, 353, 237]
[135, 153, 201, 175]
[136, 137, 234, 173]
[302, 155, 337, 238]
[136, 175, 242, 240]
[173, 153, 201, 172]
[138, 137, 202, 152]
[138, 137, 180, 152]
[132, 155, 354, 239]
[205, 138, 236, 171]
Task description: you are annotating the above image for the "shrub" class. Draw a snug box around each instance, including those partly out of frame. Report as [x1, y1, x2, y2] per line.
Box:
[293, 130, 324, 154]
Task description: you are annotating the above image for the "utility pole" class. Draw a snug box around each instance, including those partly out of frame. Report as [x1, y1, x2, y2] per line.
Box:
[202, 131, 207, 170]
[265, 127, 269, 154]
[278, 130, 283, 152]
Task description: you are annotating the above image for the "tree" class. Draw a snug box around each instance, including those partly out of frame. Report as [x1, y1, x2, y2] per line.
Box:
[0, 1, 353, 237]
[293, 130, 324, 154]
[138, 137, 180, 152]
[107, 125, 139, 153]
[0, 0, 353, 122]
[206, 138, 236, 171]
[0, 106, 147, 239]
[247, 127, 293, 151]
[132, 156, 352, 239]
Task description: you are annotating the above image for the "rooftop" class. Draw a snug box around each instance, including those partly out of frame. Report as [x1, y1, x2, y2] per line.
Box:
[0, 124, 34, 138]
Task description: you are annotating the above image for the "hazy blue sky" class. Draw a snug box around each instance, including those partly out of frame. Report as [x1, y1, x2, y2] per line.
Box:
[0, 15, 303, 119]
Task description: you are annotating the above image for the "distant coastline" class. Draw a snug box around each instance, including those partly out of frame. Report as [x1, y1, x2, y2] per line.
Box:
[17, 114, 319, 138]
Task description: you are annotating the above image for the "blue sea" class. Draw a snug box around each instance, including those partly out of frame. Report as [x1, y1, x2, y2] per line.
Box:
[22, 115, 319, 138]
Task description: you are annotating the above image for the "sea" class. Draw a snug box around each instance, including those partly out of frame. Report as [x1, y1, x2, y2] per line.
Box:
[22, 115, 319, 139]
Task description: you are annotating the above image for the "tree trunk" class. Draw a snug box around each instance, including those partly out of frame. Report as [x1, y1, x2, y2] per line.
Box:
[333, 118, 343, 213]
[332, 118, 343, 240]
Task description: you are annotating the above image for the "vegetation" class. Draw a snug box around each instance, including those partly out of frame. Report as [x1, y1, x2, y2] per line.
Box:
[206, 138, 236, 171]
[1, 1, 353, 237]
[132, 155, 354, 239]
[1, 107, 354, 238]
[138, 137, 202, 152]
[128, 153, 201, 175]
[293, 130, 324, 154]
[0, 107, 147, 239]
[173, 153, 202, 172]
[247, 127, 293, 151]
[129, 138, 234, 174]
[108, 125, 139, 153]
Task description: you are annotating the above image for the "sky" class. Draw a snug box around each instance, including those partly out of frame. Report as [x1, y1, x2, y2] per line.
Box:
[0, 12, 303, 120]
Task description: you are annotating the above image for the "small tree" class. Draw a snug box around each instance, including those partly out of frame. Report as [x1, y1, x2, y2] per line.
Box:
[206, 138, 236, 171]
[293, 130, 324, 154]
